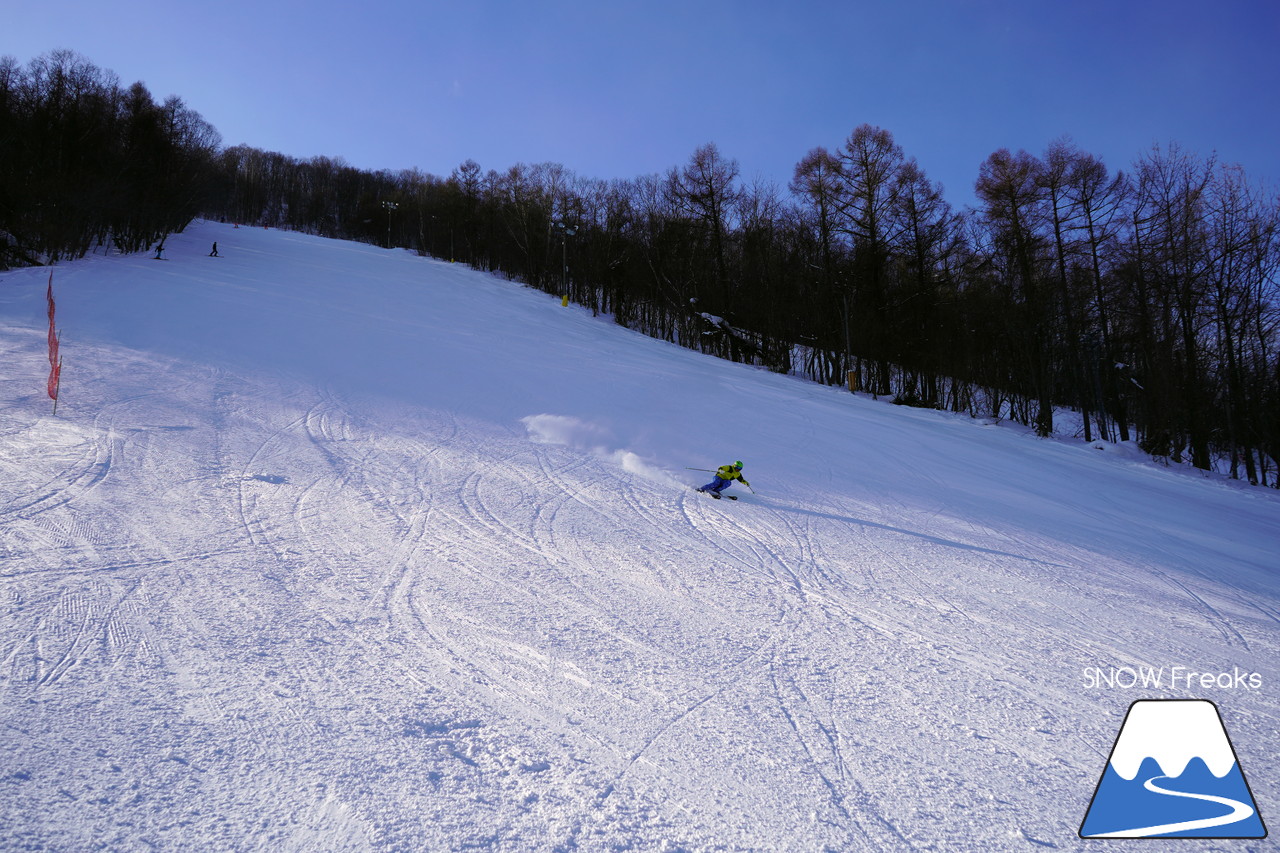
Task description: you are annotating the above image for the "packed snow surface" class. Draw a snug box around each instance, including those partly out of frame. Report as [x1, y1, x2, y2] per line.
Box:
[1, 222, 1276, 851]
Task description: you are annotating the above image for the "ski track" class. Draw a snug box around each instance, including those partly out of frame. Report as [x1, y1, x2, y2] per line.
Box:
[0, 396, 130, 522]
[4, 226, 1278, 851]
[4, 380, 1264, 851]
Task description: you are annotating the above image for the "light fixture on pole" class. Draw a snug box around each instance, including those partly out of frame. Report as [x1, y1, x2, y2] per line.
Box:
[382, 201, 399, 248]
[553, 220, 577, 302]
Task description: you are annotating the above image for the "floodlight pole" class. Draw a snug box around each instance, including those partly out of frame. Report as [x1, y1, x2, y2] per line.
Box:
[553, 220, 577, 300]
[382, 201, 399, 248]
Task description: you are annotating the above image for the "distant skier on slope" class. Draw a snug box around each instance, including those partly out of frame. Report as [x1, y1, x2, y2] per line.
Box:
[696, 461, 750, 498]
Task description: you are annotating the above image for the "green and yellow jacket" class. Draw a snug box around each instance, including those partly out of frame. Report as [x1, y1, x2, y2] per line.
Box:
[716, 465, 749, 486]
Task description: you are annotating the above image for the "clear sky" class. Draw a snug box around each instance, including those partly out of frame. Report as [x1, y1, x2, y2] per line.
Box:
[6, 0, 1278, 207]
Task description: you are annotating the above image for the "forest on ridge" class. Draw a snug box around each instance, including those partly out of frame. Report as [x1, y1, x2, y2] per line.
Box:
[3, 50, 1278, 486]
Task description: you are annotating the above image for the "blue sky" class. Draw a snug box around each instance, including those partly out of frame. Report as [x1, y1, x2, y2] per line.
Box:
[6, 0, 1278, 207]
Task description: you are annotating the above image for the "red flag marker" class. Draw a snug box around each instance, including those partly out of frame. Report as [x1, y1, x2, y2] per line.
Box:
[46, 270, 62, 410]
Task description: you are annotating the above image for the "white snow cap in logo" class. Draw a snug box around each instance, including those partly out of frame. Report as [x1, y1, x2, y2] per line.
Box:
[1109, 700, 1237, 780]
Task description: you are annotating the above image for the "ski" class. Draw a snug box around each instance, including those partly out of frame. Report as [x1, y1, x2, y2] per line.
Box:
[693, 489, 737, 500]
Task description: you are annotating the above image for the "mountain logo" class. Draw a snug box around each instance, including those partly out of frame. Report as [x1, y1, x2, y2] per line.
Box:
[1080, 699, 1266, 839]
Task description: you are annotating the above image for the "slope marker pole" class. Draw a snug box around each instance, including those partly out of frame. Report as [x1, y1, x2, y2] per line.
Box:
[52, 355, 64, 416]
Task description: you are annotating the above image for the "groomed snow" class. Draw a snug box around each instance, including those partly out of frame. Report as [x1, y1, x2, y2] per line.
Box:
[2, 221, 1277, 851]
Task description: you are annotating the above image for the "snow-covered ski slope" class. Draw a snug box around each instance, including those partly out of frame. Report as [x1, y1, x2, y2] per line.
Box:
[2, 221, 1276, 851]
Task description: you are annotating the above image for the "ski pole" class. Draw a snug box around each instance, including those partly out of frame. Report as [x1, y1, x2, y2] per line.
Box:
[685, 467, 714, 473]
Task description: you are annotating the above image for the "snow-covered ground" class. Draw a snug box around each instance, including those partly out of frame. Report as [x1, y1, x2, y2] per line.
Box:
[1, 221, 1276, 851]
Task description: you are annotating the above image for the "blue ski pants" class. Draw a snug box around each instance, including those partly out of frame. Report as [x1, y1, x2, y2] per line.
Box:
[700, 476, 732, 493]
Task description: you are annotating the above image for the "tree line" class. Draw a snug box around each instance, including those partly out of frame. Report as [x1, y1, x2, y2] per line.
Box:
[205, 131, 1280, 487]
[5, 52, 1278, 486]
[0, 50, 220, 267]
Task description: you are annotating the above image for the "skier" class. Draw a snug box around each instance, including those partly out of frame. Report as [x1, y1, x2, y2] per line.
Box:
[209, 241, 219, 257]
[696, 461, 750, 498]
